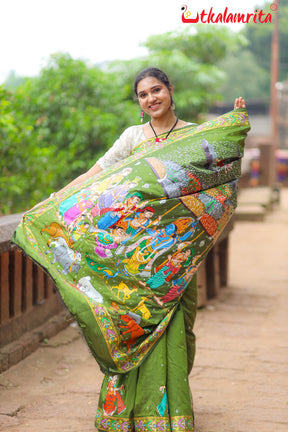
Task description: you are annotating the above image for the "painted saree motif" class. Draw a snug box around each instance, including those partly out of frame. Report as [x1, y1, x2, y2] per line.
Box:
[12, 109, 250, 375]
[103, 376, 126, 416]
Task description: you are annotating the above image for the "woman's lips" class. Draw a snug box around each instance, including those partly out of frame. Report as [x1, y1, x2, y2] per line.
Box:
[150, 103, 160, 110]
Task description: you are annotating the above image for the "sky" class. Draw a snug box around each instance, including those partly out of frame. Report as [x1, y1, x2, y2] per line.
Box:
[0, 0, 269, 83]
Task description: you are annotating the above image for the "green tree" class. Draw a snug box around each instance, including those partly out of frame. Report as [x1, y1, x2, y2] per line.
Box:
[242, 0, 288, 82]
[218, 0, 288, 102]
[1, 27, 247, 215]
[1, 54, 139, 214]
[109, 26, 246, 121]
[12, 53, 138, 181]
[0, 85, 37, 214]
[218, 49, 270, 102]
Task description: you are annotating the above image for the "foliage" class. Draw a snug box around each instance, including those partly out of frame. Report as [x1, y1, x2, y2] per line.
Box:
[109, 26, 245, 121]
[219, 0, 288, 101]
[218, 49, 270, 102]
[0, 85, 34, 213]
[12, 53, 138, 179]
[1, 54, 139, 214]
[1, 28, 245, 215]
[242, 0, 288, 81]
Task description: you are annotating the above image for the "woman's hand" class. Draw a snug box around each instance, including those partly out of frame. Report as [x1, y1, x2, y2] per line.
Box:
[234, 97, 246, 109]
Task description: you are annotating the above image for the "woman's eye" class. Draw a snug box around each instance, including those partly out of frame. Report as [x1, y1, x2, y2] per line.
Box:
[139, 93, 146, 99]
[153, 88, 161, 93]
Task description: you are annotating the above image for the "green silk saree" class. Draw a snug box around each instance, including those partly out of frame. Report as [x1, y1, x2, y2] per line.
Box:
[12, 109, 250, 431]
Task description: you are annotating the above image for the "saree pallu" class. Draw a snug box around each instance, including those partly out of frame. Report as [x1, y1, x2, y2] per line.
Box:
[12, 108, 250, 432]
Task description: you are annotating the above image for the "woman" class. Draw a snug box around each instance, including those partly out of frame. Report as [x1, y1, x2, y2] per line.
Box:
[13, 67, 248, 432]
[54, 68, 245, 195]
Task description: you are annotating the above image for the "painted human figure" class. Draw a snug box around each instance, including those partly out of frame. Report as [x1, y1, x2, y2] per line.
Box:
[91, 180, 139, 218]
[96, 192, 143, 230]
[121, 207, 156, 235]
[143, 248, 192, 290]
[62, 190, 97, 226]
[118, 207, 161, 241]
[113, 207, 162, 257]
[123, 221, 195, 276]
[103, 375, 126, 416]
[94, 226, 130, 258]
[122, 223, 178, 275]
[160, 256, 200, 304]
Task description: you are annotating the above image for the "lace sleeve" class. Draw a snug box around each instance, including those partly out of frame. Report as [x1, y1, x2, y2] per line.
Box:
[96, 125, 144, 170]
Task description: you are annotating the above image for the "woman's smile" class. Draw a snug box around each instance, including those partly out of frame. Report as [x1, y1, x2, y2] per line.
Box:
[149, 102, 161, 110]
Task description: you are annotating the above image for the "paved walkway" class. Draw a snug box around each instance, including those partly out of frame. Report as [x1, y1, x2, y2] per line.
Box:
[1, 190, 288, 432]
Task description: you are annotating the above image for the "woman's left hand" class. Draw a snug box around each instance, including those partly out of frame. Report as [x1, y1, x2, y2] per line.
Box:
[234, 97, 246, 109]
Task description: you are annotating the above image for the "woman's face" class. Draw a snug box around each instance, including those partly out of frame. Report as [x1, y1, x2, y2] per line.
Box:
[136, 76, 173, 119]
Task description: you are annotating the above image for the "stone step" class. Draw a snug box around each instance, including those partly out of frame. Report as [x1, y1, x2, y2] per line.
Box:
[235, 204, 266, 222]
[238, 187, 272, 210]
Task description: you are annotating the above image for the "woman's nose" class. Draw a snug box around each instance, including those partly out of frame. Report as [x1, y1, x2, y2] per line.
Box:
[147, 92, 156, 102]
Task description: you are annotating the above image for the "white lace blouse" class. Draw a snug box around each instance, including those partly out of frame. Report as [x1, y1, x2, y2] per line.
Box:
[96, 125, 145, 170]
[96, 123, 195, 170]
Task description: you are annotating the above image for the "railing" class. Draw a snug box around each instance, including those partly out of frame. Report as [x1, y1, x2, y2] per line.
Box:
[0, 214, 68, 372]
[0, 213, 233, 372]
[1, 247, 55, 326]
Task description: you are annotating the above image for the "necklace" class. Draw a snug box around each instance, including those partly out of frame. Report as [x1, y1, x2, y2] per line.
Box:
[149, 117, 178, 142]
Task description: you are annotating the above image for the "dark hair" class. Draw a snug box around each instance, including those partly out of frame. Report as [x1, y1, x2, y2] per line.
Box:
[134, 67, 172, 96]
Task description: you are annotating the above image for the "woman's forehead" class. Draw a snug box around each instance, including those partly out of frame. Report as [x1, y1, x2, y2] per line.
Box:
[137, 76, 163, 93]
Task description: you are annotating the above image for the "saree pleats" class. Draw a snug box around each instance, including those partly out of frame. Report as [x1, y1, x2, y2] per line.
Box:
[96, 276, 197, 432]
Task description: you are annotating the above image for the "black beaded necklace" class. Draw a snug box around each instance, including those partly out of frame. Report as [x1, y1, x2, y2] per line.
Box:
[149, 117, 179, 142]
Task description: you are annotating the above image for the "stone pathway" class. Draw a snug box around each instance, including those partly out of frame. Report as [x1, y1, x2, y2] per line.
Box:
[190, 189, 288, 431]
[0, 190, 288, 432]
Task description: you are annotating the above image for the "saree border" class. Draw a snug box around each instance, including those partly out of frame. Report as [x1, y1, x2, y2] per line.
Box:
[95, 409, 194, 432]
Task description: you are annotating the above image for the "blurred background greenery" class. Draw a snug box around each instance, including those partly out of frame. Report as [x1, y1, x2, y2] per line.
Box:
[1, 0, 287, 215]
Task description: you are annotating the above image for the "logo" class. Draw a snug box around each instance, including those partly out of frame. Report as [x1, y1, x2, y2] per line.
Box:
[181, 4, 276, 24]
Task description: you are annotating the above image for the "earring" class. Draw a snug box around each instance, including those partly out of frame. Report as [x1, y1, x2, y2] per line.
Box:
[140, 110, 144, 123]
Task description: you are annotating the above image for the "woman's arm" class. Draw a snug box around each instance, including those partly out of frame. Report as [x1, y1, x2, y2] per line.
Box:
[54, 162, 102, 197]
[26, 162, 103, 212]
[33, 126, 139, 209]
[55, 126, 139, 196]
